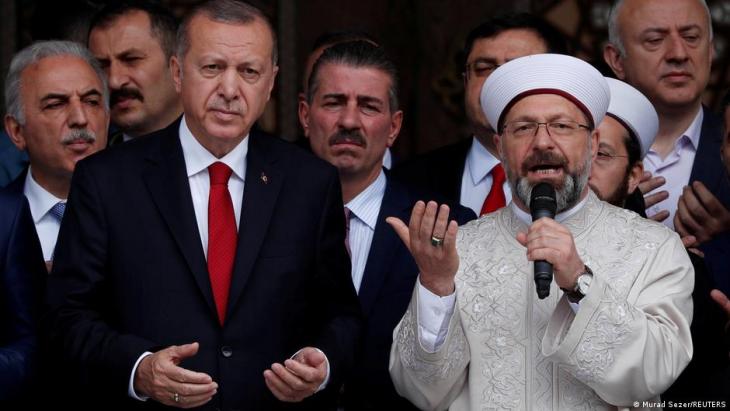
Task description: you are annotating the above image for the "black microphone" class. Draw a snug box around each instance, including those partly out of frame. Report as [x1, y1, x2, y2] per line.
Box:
[529, 182, 557, 299]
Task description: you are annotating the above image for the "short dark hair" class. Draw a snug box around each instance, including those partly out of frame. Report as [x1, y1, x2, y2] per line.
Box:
[88, 0, 178, 59]
[310, 30, 379, 53]
[176, 0, 278, 65]
[462, 12, 568, 67]
[307, 40, 399, 112]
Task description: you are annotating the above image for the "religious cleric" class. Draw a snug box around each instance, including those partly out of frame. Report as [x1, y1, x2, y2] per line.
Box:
[386, 54, 693, 410]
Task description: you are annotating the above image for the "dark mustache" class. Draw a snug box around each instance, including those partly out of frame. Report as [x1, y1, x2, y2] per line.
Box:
[328, 129, 366, 147]
[110, 87, 143, 105]
[521, 150, 567, 173]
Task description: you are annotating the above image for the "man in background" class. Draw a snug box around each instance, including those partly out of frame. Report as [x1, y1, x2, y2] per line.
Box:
[88, 0, 181, 144]
[4, 40, 109, 271]
[393, 13, 566, 216]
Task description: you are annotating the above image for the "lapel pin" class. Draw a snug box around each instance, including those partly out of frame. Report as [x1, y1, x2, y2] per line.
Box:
[260, 172, 268, 184]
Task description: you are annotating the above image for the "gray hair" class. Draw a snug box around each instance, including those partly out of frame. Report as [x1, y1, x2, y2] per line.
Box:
[176, 0, 278, 65]
[608, 0, 713, 57]
[4, 40, 109, 125]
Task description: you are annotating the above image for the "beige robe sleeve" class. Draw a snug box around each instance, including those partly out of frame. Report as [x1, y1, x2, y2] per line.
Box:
[541, 233, 694, 406]
[389, 286, 470, 411]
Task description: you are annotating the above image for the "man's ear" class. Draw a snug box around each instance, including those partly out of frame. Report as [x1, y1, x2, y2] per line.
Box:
[603, 43, 627, 80]
[298, 99, 311, 138]
[628, 161, 644, 194]
[387, 110, 404, 148]
[4, 115, 27, 151]
[170, 55, 182, 93]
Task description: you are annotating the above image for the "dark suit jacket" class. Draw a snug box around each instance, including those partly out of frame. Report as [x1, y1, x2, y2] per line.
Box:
[692, 108, 730, 295]
[0, 189, 45, 405]
[392, 138, 473, 204]
[342, 176, 476, 411]
[0, 131, 27, 189]
[46, 119, 362, 411]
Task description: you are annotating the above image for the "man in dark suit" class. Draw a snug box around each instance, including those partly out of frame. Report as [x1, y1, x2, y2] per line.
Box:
[0, 189, 46, 407]
[3, 40, 109, 272]
[46, 1, 361, 410]
[393, 13, 566, 216]
[299, 40, 475, 410]
[604, 0, 730, 294]
[87, 0, 182, 145]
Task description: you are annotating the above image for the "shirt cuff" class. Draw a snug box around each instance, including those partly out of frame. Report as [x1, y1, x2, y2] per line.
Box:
[290, 348, 330, 392]
[416, 277, 456, 352]
[128, 351, 153, 401]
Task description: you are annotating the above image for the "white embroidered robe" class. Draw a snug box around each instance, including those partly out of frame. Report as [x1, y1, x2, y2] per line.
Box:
[389, 192, 693, 411]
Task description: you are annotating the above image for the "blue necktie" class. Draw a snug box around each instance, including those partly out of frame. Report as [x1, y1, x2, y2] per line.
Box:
[49, 202, 66, 222]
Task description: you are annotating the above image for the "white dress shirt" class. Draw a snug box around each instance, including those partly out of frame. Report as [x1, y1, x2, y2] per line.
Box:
[345, 170, 386, 293]
[128, 116, 247, 400]
[382, 147, 393, 170]
[23, 166, 65, 261]
[643, 108, 703, 230]
[460, 137, 512, 215]
[417, 195, 589, 352]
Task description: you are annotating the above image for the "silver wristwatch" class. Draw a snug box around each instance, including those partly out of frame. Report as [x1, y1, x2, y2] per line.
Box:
[562, 265, 593, 303]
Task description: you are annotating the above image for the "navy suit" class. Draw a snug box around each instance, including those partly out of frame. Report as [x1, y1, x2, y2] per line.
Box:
[0, 131, 27, 188]
[691, 108, 730, 294]
[46, 119, 362, 410]
[342, 176, 476, 411]
[392, 137, 472, 205]
[0, 189, 45, 405]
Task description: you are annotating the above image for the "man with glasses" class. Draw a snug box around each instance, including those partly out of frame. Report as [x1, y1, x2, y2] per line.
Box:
[393, 13, 566, 216]
[388, 54, 693, 410]
[588, 78, 658, 212]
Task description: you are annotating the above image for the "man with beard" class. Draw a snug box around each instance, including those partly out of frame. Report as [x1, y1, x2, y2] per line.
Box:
[388, 54, 693, 410]
[588, 78, 658, 212]
[299, 40, 474, 410]
[393, 13, 566, 216]
[88, 0, 181, 144]
[4, 40, 109, 272]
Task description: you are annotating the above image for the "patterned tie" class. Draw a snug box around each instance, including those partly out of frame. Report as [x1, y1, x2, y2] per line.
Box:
[49, 202, 66, 222]
[207, 162, 237, 325]
[344, 207, 352, 257]
[480, 164, 506, 215]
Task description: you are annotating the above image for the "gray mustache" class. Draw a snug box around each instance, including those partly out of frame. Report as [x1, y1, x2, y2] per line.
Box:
[61, 129, 97, 144]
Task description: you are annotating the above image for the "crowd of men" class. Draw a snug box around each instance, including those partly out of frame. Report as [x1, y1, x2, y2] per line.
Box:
[1, 0, 729, 410]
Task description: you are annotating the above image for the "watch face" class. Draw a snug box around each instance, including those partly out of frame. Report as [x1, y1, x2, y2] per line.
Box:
[577, 273, 592, 294]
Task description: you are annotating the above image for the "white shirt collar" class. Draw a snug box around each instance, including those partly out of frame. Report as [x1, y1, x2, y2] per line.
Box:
[467, 136, 501, 186]
[345, 170, 387, 230]
[178, 116, 248, 181]
[683, 107, 703, 151]
[23, 166, 65, 223]
[510, 191, 589, 226]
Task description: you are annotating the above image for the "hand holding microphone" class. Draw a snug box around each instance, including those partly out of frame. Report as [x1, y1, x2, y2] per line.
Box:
[515, 183, 587, 299]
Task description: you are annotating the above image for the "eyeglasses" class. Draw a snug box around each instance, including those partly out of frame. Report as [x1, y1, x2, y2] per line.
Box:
[594, 151, 629, 166]
[502, 121, 591, 139]
[464, 60, 500, 79]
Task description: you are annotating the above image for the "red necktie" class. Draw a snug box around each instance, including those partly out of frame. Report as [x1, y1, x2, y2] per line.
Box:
[208, 162, 237, 325]
[480, 163, 506, 215]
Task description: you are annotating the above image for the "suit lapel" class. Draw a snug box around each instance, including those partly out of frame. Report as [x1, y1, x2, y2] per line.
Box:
[690, 107, 726, 193]
[357, 178, 411, 316]
[144, 124, 216, 316]
[225, 132, 284, 318]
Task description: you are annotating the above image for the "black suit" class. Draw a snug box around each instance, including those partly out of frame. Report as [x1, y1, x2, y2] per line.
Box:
[46, 119, 362, 410]
[392, 138, 473, 204]
[342, 175, 475, 411]
[692, 108, 730, 295]
[0, 189, 45, 406]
